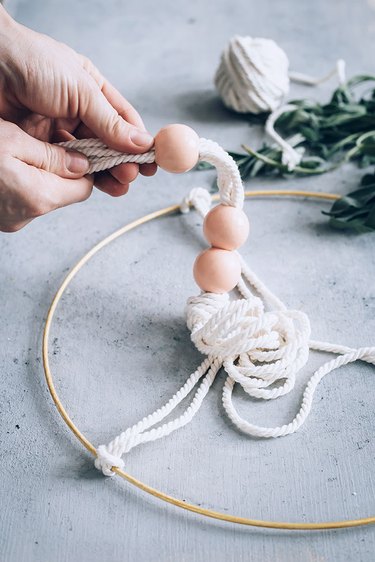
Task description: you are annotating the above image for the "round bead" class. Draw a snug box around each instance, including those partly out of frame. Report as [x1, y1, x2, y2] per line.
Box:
[203, 204, 249, 250]
[154, 124, 199, 173]
[193, 248, 241, 294]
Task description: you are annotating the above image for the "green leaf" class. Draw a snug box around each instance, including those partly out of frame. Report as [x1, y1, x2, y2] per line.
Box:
[325, 170, 375, 232]
[329, 216, 375, 232]
[196, 161, 214, 171]
[196, 73, 375, 233]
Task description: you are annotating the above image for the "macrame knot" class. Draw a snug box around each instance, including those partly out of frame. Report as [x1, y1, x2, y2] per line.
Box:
[180, 186, 212, 216]
[94, 444, 125, 477]
[186, 290, 311, 399]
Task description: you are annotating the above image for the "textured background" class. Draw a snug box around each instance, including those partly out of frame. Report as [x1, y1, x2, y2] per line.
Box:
[1, 1, 375, 561]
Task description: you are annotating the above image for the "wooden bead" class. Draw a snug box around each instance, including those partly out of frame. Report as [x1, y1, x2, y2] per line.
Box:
[154, 124, 199, 173]
[193, 248, 241, 293]
[203, 204, 249, 250]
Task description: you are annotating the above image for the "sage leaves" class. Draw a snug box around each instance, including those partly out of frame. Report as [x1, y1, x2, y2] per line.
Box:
[200, 74, 375, 232]
[324, 172, 375, 232]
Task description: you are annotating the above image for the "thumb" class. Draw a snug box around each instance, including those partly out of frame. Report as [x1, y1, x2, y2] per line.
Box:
[78, 78, 154, 153]
[13, 128, 89, 178]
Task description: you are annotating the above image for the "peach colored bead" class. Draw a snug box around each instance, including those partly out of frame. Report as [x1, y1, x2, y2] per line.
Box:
[154, 124, 200, 173]
[203, 204, 249, 251]
[193, 248, 241, 294]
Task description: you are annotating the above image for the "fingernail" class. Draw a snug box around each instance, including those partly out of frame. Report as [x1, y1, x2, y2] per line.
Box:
[66, 151, 90, 173]
[130, 129, 154, 148]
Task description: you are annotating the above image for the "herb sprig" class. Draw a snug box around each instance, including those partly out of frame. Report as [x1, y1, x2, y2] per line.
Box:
[199, 75, 375, 232]
[323, 171, 375, 232]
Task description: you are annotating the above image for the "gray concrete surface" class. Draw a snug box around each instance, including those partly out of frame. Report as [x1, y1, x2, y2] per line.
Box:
[1, 1, 375, 561]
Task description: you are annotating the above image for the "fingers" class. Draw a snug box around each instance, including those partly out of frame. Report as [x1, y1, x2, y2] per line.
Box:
[61, 126, 153, 195]
[78, 75, 154, 153]
[110, 162, 139, 184]
[139, 163, 158, 177]
[52, 129, 76, 143]
[0, 219, 32, 233]
[51, 121, 81, 142]
[93, 162, 138, 196]
[0, 157, 93, 233]
[9, 123, 89, 178]
[0, 120, 94, 232]
[15, 158, 94, 210]
[102, 81, 145, 130]
[78, 54, 145, 130]
[94, 173, 129, 197]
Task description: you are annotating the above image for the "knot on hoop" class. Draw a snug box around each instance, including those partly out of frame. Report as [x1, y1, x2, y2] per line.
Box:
[186, 291, 311, 398]
[94, 444, 125, 477]
[180, 187, 212, 217]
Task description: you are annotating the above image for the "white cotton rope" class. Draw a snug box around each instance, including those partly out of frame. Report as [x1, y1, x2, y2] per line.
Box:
[214, 35, 346, 170]
[58, 138, 156, 174]
[215, 36, 291, 115]
[85, 137, 375, 477]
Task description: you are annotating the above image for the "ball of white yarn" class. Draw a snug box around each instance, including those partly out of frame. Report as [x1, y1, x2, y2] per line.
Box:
[214, 36, 290, 114]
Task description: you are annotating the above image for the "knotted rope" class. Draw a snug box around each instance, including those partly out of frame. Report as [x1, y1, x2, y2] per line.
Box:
[86, 137, 375, 477]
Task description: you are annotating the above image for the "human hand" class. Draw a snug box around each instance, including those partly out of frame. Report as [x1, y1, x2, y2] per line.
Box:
[0, 7, 156, 202]
[0, 119, 93, 232]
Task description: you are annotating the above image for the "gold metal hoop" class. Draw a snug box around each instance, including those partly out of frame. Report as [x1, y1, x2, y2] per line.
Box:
[42, 189, 375, 530]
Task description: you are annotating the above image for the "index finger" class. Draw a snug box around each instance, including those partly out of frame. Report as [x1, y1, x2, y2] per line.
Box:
[102, 80, 145, 131]
[78, 55, 146, 131]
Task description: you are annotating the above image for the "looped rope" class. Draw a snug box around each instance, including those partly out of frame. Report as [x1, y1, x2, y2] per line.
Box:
[264, 104, 304, 170]
[180, 186, 212, 216]
[94, 444, 125, 476]
[93, 138, 375, 476]
[263, 60, 347, 170]
[95, 356, 222, 475]
[58, 137, 243, 212]
[197, 138, 243, 208]
[188, 291, 310, 398]
[288, 59, 346, 87]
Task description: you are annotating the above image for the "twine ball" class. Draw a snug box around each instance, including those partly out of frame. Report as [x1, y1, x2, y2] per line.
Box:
[214, 36, 290, 114]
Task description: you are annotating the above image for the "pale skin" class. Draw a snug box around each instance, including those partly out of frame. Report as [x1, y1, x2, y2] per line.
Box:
[0, 6, 157, 233]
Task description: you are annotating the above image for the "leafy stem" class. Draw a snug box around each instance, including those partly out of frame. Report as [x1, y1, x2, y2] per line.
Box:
[197, 74, 375, 232]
